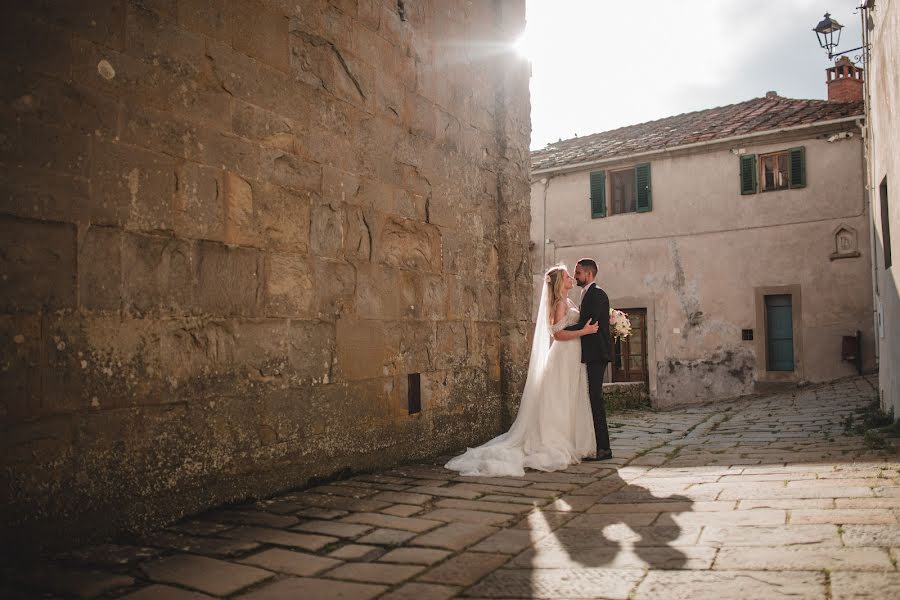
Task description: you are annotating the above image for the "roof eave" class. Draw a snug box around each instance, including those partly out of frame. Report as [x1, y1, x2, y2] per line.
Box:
[531, 115, 864, 177]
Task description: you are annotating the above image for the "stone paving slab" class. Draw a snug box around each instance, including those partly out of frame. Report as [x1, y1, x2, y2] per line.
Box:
[634, 570, 827, 600]
[140, 554, 272, 596]
[237, 547, 342, 576]
[119, 585, 216, 599]
[7, 376, 900, 600]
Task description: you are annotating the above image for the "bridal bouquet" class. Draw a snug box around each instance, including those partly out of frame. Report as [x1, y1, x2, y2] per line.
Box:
[609, 308, 632, 340]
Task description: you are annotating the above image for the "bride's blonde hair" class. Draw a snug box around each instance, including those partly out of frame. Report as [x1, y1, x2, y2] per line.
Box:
[545, 265, 568, 317]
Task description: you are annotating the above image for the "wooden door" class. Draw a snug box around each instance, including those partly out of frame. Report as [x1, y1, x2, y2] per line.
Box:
[765, 295, 794, 371]
[611, 308, 648, 383]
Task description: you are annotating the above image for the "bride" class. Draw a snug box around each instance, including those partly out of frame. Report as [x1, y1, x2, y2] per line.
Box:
[445, 265, 599, 477]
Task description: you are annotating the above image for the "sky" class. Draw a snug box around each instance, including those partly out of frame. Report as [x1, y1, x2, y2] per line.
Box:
[520, 0, 865, 150]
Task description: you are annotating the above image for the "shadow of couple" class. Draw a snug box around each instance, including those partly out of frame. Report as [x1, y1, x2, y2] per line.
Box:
[469, 468, 695, 597]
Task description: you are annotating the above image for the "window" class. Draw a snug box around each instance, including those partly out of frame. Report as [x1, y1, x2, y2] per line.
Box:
[611, 169, 636, 214]
[739, 146, 805, 194]
[881, 176, 892, 269]
[760, 151, 789, 191]
[589, 163, 651, 218]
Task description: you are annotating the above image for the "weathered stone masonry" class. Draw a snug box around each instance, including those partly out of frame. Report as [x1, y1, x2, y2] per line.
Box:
[0, 0, 531, 551]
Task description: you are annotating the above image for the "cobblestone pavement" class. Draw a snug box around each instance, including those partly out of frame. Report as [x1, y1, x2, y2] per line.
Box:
[5, 376, 899, 599]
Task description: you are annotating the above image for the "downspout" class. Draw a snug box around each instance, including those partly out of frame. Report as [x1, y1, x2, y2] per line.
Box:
[539, 175, 553, 272]
[859, 5, 880, 372]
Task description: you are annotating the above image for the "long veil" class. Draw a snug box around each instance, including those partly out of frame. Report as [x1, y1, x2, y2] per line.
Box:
[444, 277, 555, 476]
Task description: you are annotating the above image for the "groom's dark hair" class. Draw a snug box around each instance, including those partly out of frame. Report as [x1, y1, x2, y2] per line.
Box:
[576, 258, 598, 276]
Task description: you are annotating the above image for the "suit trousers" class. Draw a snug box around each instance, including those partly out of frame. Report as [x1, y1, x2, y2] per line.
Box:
[586, 360, 610, 451]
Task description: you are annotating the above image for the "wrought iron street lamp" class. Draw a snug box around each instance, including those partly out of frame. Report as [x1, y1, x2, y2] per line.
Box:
[813, 12, 844, 58]
[813, 4, 873, 62]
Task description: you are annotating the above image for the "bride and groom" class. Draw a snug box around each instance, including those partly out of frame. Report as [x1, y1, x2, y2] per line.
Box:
[446, 258, 612, 478]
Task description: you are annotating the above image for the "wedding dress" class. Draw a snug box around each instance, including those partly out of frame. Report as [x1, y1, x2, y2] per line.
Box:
[445, 288, 596, 477]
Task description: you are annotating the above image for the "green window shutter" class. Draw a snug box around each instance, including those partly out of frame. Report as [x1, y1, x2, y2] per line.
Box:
[590, 171, 606, 218]
[635, 163, 652, 212]
[740, 154, 757, 195]
[789, 146, 806, 188]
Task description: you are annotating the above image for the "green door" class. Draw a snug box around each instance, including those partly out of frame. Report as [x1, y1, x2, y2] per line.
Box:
[765, 295, 794, 371]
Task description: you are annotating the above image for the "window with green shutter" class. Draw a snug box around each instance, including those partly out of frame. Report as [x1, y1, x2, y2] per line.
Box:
[789, 146, 806, 188]
[635, 163, 652, 212]
[740, 154, 758, 195]
[750, 146, 807, 193]
[597, 164, 653, 216]
[590, 171, 606, 218]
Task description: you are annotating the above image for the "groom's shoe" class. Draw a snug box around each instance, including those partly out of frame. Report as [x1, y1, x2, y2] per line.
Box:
[584, 449, 613, 461]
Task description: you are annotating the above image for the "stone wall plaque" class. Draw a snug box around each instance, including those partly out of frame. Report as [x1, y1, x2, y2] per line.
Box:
[830, 225, 861, 260]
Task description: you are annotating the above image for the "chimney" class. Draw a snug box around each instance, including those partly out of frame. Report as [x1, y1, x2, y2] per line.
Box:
[826, 56, 864, 102]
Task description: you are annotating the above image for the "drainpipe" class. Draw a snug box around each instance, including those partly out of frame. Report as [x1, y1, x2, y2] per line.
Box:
[540, 175, 553, 272]
[858, 6, 880, 373]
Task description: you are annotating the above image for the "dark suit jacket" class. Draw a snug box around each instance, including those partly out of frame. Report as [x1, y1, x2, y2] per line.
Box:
[564, 283, 611, 363]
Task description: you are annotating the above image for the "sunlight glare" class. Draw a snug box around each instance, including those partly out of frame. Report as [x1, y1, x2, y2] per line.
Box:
[513, 30, 533, 60]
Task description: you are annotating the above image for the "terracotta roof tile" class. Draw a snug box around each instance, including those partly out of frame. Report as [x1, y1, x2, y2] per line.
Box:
[532, 95, 864, 172]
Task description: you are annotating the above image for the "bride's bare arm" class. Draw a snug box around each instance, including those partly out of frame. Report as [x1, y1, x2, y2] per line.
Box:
[552, 301, 599, 341]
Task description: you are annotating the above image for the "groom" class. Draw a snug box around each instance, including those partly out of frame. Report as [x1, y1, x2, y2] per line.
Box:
[565, 258, 612, 460]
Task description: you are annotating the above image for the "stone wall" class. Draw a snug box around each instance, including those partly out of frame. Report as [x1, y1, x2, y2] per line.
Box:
[867, 0, 900, 421]
[0, 0, 531, 551]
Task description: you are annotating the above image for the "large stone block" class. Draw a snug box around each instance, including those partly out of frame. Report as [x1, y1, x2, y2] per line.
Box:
[0, 218, 77, 312]
[195, 242, 261, 316]
[259, 148, 322, 195]
[421, 274, 448, 320]
[310, 201, 345, 259]
[20, 0, 126, 50]
[0, 67, 119, 138]
[79, 226, 122, 312]
[344, 205, 373, 261]
[197, 130, 260, 182]
[120, 104, 202, 164]
[286, 320, 335, 384]
[375, 216, 441, 272]
[0, 11, 74, 78]
[446, 276, 479, 321]
[0, 167, 88, 225]
[227, 319, 332, 385]
[157, 318, 236, 384]
[335, 318, 399, 381]
[313, 258, 356, 319]
[176, 0, 230, 41]
[229, 1, 290, 72]
[356, 0, 381, 31]
[397, 269, 425, 320]
[223, 175, 313, 253]
[38, 315, 95, 415]
[223, 171, 260, 247]
[322, 165, 360, 205]
[89, 140, 176, 231]
[0, 314, 42, 423]
[289, 30, 371, 108]
[264, 253, 313, 318]
[125, 2, 206, 74]
[297, 122, 357, 173]
[204, 38, 314, 122]
[122, 233, 193, 316]
[71, 37, 230, 127]
[435, 321, 468, 371]
[397, 321, 435, 375]
[0, 116, 89, 177]
[174, 161, 225, 241]
[355, 265, 403, 320]
[64, 314, 193, 410]
[232, 102, 294, 152]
